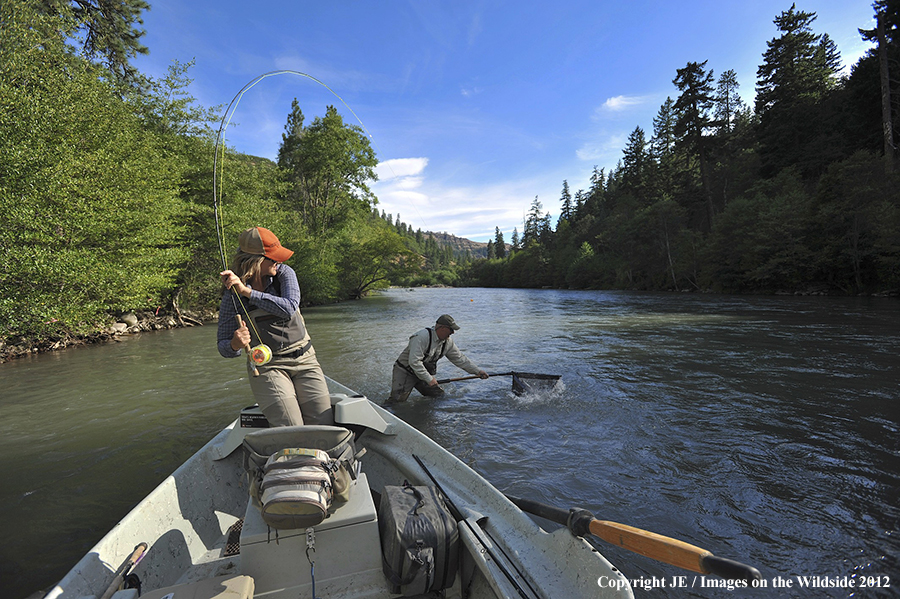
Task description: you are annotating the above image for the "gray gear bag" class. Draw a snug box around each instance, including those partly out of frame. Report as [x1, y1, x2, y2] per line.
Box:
[377, 482, 459, 596]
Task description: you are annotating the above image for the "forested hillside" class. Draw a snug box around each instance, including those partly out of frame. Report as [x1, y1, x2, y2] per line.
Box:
[1, 1, 898, 357]
[0, 1, 419, 348]
[462, 4, 900, 295]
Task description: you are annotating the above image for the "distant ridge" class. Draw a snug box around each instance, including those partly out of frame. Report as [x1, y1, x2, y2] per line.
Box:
[424, 230, 489, 258]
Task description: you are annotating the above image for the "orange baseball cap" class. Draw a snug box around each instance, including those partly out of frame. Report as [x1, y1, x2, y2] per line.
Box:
[238, 227, 294, 262]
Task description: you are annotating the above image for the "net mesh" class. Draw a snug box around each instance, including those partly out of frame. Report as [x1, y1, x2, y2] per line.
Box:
[511, 372, 561, 395]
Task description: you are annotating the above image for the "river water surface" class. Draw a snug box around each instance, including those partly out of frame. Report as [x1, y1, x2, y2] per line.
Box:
[1, 288, 897, 598]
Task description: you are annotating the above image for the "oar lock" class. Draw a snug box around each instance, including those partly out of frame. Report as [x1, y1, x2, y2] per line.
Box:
[567, 508, 595, 538]
[250, 344, 272, 366]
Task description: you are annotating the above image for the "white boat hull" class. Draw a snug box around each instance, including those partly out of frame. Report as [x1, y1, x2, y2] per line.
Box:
[43, 379, 633, 599]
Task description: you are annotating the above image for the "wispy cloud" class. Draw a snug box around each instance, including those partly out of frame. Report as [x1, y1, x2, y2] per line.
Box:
[467, 12, 483, 46]
[376, 157, 429, 180]
[595, 94, 651, 117]
[371, 157, 563, 240]
[576, 131, 628, 162]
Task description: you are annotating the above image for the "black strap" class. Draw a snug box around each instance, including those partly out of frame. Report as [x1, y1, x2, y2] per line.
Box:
[276, 340, 312, 358]
[403, 480, 426, 514]
[426, 328, 448, 361]
[396, 329, 446, 377]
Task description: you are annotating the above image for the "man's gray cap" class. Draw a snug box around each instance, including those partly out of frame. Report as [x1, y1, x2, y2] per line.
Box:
[436, 314, 460, 330]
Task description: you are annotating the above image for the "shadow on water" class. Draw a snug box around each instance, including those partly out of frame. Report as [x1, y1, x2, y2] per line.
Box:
[2, 288, 898, 598]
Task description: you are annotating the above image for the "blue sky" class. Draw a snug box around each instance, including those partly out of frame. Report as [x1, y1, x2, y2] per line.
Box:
[133, 1, 875, 243]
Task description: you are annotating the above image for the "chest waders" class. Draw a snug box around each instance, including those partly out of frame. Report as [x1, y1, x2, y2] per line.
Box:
[398, 328, 447, 377]
[247, 307, 312, 357]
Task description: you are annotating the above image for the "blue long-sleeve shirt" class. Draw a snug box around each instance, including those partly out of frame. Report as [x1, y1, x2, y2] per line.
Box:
[217, 263, 302, 358]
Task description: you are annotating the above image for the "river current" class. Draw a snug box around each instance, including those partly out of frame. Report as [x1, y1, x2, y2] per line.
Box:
[1, 287, 897, 598]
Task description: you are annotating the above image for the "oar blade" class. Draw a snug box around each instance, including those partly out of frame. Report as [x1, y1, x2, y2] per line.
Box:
[701, 554, 762, 584]
[507, 494, 761, 583]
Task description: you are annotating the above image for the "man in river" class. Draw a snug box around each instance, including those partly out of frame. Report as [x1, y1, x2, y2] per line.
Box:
[388, 314, 488, 403]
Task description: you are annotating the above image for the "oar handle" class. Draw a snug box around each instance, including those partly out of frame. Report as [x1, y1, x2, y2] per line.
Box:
[436, 372, 513, 384]
[236, 315, 259, 377]
[589, 520, 708, 574]
[98, 543, 148, 599]
[589, 520, 760, 581]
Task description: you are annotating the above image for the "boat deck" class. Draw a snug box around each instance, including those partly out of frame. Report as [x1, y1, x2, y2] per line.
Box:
[45, 384, 633, 599]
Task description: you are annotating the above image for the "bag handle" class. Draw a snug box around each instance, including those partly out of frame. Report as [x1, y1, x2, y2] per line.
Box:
[402, 480, 426, 514]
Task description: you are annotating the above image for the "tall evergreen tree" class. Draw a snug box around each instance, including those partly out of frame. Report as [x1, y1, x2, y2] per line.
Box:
[755, 5, 842, 177]
[651, 97, 678, 159]
[651, 97, 678, 194]
[714, 69, 746, 135]
[523, 196, 544, 245]
[559, 180, 573, 222]
[574, 189, 586, 219]
[584, 166, 607, 218]
[860, 1, 899, 172]
[673, 60, 716, 229]
[621, 126, 649, 197]
[277, 99, 305, 168]
[494, 227, 506, 258]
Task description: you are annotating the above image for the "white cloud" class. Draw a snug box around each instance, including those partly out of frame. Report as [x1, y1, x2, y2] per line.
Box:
[393, 176, 425, 190]
[599, 95, 649, 113]
[372, 160, 566, 241]
[376, 157, 429, 180]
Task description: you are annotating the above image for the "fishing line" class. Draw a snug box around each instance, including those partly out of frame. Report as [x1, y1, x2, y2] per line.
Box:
[211, 69, 430, 242]
[213, 70, 403, 368]
[213, 70, 378, 273]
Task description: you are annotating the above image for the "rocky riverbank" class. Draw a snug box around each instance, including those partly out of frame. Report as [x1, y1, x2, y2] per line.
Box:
[0, 309, 218, 363]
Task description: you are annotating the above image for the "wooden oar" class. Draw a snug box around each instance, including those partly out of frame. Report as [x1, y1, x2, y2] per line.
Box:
[506, 495, 762, 583]
[437, 371, 513, 383]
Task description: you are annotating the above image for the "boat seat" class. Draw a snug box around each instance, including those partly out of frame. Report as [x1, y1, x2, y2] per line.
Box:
[135, 574, 254, 599]
[240, 472, 384, 597]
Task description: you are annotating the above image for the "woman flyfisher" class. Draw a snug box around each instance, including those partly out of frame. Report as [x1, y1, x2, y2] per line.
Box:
[216, 227, 334, 426]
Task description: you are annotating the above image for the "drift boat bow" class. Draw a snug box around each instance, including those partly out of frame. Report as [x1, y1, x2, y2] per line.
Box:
[39, 378, 633, 599]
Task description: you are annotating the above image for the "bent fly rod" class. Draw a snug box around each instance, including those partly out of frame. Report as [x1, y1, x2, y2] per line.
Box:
[211, 71, 375, 375]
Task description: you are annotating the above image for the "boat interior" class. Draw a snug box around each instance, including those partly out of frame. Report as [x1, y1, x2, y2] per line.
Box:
[51, 383, 630, 599]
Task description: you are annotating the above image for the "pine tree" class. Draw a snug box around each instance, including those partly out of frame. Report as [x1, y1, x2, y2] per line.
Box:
[651, 97, 677, 159]
[559, 180, 573, 222]
[673, 60, 716, 230]
[860, 0, 899, 172]
[755, 5, 842, 177]
[714, 70, 746, 135]
[651, 98, 678, 194]
[42, 0, 150, 88]
[621, 126, 649, 197]
[494, 227, 506, 258]
[277, 99, 305, 168]
[523, 196, 544, 245]
[574, 189, 585, 219]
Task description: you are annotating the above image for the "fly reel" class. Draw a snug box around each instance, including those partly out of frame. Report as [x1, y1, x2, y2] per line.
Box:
[249, 344, 272, 366]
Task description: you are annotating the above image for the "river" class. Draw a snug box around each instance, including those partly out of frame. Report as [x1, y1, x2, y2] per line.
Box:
[1, 287, 897, 598]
